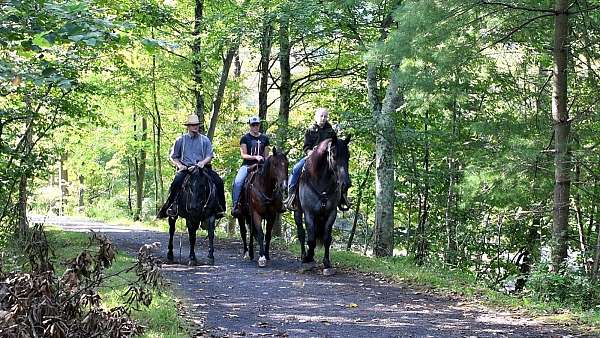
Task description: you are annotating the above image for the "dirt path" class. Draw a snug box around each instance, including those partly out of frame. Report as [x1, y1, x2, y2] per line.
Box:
[34, 216, 587, 338]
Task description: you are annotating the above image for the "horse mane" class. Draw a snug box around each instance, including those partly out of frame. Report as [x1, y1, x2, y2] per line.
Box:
[306, 138, 335, 177]
[260, 155, 271, 176]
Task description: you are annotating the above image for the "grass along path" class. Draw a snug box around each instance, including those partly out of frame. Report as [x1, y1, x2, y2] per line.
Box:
[45, 229, 187, 338]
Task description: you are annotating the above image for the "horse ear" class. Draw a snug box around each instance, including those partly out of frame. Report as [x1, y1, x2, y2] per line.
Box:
[344, 134, 352, 144]
[272, 147, 277, 155]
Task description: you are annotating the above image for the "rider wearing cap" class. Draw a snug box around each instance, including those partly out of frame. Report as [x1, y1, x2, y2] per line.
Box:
[157, 114, 226, 219]
[231, 116, 270, 217]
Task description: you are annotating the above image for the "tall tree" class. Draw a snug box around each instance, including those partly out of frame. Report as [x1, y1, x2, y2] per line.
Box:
[551, 0, 570, 270]
[192, 0, 206, 132]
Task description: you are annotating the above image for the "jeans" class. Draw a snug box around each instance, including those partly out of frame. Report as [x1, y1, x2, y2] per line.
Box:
[232, 165, 249, 206]
[288, 157, 306, 191]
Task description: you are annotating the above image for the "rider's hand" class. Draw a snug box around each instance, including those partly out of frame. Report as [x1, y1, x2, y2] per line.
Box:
[254, 155, 264, 162]
[196, 162, 205, 169]
[177, 164, 187, 171]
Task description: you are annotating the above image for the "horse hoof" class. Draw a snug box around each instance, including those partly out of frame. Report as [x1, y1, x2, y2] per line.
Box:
[188, 258, 197, 266]
[166, 252, 174, 263]
[323, 268, 336, 276]
[207, 257, 215, 266]
[300, 261, 316, 272]
[258, 256, 267, 268]
[243, 252, 250, 261]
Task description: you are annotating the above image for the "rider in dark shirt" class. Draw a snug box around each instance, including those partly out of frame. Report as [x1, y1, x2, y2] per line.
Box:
[284, 108, 337, 210]
[231, 116, 270, 217]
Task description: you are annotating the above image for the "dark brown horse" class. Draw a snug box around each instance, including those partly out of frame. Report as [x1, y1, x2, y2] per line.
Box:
[294, 136, 351, 275]
[237, 148, 288, 267]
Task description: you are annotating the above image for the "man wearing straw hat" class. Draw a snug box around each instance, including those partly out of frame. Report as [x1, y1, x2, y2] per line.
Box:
[157, 114, 225, 219]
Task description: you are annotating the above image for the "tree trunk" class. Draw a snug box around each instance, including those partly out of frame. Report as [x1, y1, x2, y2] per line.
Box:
[444, 157, 457, 265]
[151, 29, 164, 202]
[445, 100, 459, 265]
[135, 116, 147, 221]
[347, 156, 375, 251]
[551, 0, 570, 271]
[192, 0, 205, 132]
[416, 109, 430, 265]
[17, 119, 33, 236]
[152, 122, 159, 213]
[127, 157, 133, 213]
[208, 47, 237, 141]
[78, 174, 84, 211]
[270, 12, 292, 238]
[58, 154, 68, 216]
[593, 208, 600, 279]
[258, 17, 273, 130]
[278, 11, 291, 150]
[373, 66, 400, 257]
[574, 159, 589, 274]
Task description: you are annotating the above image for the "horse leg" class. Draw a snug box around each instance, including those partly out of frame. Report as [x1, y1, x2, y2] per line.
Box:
[187, 219, 199, 266]
[251, 212, 266, 267]
[294, 210, 306, 261]
[264, 215, 274, 261]
[248, 215, 255, 261]
[238, 216, 249, 260]
[322, 212, 338, 276]
[206, 215, 215, 266]
[301, 213, 317, 271]
[167, 216, 176, 262]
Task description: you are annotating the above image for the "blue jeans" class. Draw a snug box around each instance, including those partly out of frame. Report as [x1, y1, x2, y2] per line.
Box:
[288, 157, 306, 191]
[232, 165, 249, 206]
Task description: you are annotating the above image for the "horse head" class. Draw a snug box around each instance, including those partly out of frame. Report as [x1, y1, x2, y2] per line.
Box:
[332, 135, 352, 197]
[266, 147, 289, 198]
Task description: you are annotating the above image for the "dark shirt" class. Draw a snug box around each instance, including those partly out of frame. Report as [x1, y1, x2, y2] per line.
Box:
[240, 133, 270, 166]
[303, 122, 337, 154]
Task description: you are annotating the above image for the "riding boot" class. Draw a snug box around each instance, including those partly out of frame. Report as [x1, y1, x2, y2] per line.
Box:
[284, 187, 297, 211]
[338, 193, 351, 211]
[231, 202, 242, 218]
[157, 191, 177, 219]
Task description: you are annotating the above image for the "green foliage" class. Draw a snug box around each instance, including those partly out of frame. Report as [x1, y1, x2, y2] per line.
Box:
[527, 264, 600, 310]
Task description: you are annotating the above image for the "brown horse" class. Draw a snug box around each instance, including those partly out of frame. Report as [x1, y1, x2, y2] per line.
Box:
[294, 136, 351, 275]
[237, 148, 288, 267]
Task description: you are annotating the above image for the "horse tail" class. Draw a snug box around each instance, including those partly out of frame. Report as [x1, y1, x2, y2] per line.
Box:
[315, 223, 324, 248]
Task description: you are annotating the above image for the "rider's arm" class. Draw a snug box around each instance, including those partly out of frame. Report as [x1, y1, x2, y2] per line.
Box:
[240, 144, 262, 162]
[170, 158, 187, 171]
[196, 136, 214, 168]
[303, 128, 316, 156]
[169, 137, 187, 171]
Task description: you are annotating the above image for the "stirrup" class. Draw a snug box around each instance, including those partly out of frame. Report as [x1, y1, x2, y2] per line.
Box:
[285, 192, 297, 211]
[166, 203, 178, 217]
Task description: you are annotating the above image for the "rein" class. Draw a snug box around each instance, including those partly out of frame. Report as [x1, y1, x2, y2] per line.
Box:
[182, 168, 216, 215]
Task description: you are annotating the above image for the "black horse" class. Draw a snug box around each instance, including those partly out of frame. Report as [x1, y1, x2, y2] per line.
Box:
[294, 136, 351, 276]
[166, 167, 220, 266]
[238, 148, 288, 267]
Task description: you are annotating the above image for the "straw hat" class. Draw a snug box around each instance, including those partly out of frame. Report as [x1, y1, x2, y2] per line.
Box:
[183, 114, 200, 125]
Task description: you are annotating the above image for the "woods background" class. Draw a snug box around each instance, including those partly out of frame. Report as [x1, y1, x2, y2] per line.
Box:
[2, 0, 600, 311]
